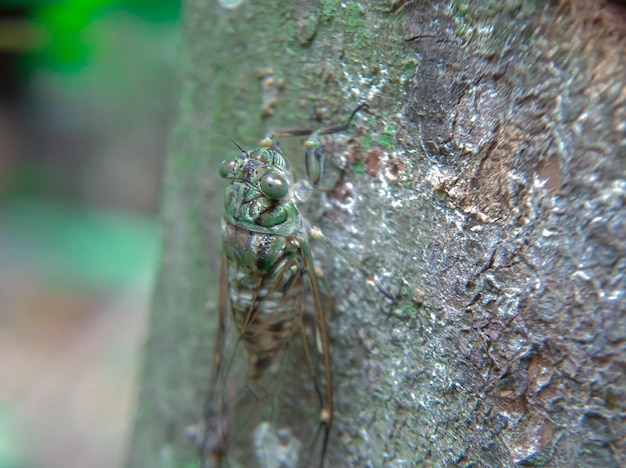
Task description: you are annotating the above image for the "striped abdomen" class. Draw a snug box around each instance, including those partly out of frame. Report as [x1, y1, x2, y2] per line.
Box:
[223, 222, 304, 379]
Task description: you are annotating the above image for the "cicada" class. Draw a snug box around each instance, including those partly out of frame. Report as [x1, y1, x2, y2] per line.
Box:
[196, 104, 393, 467]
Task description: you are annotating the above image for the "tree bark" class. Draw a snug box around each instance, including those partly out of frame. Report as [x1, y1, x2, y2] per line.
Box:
[127, 0, 626, 466]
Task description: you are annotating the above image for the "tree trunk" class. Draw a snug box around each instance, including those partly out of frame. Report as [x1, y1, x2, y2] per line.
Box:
[127, 0, 626, 466]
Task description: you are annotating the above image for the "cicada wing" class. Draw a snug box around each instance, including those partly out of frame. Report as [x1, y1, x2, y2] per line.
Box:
[249, 244, 334, 468]
[200, 250, 333, 468]
[200, 254, 257, 467]
[198, 254, 234, 467]
[199, 254, 300, 467]
[234, 255, 321, 468]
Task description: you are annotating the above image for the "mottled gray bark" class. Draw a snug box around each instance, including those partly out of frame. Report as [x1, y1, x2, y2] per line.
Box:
[127, 1, 626, 466]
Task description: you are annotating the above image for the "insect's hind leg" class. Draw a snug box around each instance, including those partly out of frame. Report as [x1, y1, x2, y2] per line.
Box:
[309, 225, 397, 301]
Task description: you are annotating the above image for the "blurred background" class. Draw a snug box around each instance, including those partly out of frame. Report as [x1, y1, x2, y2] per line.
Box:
[0, 1, 180, 466]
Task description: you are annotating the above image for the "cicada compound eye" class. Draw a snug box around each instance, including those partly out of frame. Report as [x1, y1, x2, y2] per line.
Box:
[219, 159, 236, 179]
[260, 172, 289, 200]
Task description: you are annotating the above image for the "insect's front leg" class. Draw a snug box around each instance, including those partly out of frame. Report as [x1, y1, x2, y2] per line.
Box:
[303, 102, 369, 186]
[273, 102, 369, 188]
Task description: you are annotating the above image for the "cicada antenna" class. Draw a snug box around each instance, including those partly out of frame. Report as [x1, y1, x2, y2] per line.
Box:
[229, 138, 247, 153]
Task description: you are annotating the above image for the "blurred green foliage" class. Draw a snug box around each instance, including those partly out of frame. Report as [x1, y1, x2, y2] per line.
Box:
[0, 1, 175, 288]
[0, 6, 169, 468]
[0, 0, 180, 203]
[0, 404, 20, 468]
[0, 199, 159, 290]
[7, 0, 180, 72]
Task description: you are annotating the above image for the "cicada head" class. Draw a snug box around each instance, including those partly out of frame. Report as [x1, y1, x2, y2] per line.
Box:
[220, 145, 293, 201]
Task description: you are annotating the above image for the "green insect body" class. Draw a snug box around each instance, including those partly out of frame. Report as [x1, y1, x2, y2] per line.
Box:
[199, 104, 392, 467]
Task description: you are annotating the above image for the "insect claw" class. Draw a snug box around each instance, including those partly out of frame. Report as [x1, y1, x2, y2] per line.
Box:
[320, 408, 331, 424]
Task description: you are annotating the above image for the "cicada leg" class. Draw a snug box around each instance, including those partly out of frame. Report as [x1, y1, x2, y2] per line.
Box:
[273, 103, 368, 187]
[272, 103, 396, 300]
[271, 103, 367, 140]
